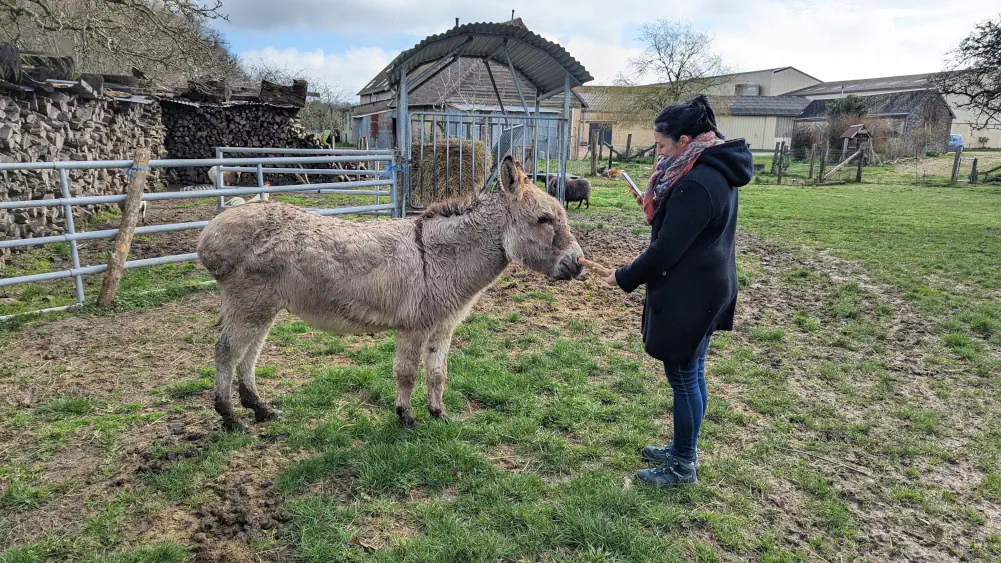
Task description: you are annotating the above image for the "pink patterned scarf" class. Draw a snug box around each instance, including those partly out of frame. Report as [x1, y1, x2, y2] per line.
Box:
[642, 131, 718, 224]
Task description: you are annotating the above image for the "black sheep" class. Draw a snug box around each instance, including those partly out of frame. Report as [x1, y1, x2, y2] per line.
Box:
[546, 175, 591, 209]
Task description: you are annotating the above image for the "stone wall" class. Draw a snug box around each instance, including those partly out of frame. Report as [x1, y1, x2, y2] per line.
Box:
[0, 89, 165, 262]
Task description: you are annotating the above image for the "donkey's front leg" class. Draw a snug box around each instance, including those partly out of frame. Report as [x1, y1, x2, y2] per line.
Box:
[394, 330, 425, 428]
[425, 324, 456, 421]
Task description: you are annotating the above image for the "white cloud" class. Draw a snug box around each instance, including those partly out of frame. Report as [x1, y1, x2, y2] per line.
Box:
[229, 0, 1001, 98]
[685, 0, 999, 79]
[563, 38, 643, 85]
[239, 46, 394, 96]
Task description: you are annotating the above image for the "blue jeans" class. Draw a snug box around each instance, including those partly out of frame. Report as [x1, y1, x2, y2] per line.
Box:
[665, 335, 710, 463]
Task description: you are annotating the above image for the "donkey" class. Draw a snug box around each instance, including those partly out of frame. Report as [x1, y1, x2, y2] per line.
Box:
[197, 155, 584, 431]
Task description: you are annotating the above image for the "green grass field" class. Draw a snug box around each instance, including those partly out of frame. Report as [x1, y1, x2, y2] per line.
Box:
[1, 164, 1001, 561]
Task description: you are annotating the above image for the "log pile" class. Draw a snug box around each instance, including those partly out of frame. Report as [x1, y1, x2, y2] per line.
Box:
[160, 100, 364, 187]
[0, 89, 165, 263]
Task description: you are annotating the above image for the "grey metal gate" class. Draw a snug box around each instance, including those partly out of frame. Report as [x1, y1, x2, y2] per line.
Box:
[405, 111, 570, 209]
[0, 148, 397, 320]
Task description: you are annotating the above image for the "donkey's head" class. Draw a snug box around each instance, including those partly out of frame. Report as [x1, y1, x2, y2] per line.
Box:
[498, 155, 583, 281]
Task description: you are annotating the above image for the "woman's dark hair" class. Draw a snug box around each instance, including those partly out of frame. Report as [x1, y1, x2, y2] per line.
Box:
[653, 94, 724, 141]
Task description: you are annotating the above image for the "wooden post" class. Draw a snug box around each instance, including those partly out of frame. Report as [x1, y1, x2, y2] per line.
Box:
[777, 142, 786, 184]
[841, 138, 849, 161]
[970, 158, 978, 184]
[771, 142, 780, 174]
[817, 142, 828, 183]
[624, 133, 632, 160]
[590, 131, 598, 176]
[608, 142, 613, 170]
[98, 148, 151, 306]
[950, 146, 963, 185]
[855, 142, 865, 183]
[808, 143, 817, 180]
[598, 137, 604, 163]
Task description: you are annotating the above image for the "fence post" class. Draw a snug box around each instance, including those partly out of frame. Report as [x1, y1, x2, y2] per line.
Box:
[817, 142, 828, 183]
[970, 158, 978, 184]
[57, 168, 85, 305]
[607, 142, 613, 170]
[598, 137, 604, 164]
[215, 147, 224, 211]
[590, 131, 598, 176]
[855, 142, 865, 183]
[777, 142, 785, 184]
[98, 148, 151, 306]
[808, 143, 817, 180]
[624, 133, 632, 160]
[950, 146, 963, 185]
[771, 142, 780, 174]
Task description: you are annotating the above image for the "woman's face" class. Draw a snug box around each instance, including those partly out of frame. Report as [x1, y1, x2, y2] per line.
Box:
[654, 131, 691, 158]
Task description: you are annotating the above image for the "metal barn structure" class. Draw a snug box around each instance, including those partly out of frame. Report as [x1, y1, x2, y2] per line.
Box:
[354, 19, 593, 209]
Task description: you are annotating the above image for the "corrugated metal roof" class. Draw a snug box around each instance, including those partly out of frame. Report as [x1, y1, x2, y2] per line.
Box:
[786, 72, 939, 96]
[447, 103, 560, 113]
[576, 87, 809, 117]
[727, 96, 811, 117]
[378, 21, 593, 97]
[794, 90, 956, 120]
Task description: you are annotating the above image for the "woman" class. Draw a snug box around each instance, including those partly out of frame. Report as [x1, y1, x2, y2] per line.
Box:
[605, 95, 752, 486]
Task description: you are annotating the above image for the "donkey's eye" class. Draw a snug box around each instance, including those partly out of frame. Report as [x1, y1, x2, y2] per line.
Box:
[538, 216, 554, 225]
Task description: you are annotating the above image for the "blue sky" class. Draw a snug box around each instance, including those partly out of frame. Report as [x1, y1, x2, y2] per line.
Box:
[214, 0, 999, 99]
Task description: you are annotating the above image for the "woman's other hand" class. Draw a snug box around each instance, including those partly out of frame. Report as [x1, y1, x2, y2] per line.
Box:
[604, 269, 618, 288]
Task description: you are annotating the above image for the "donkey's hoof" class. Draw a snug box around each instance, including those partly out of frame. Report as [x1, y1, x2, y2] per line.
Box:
[429, 409, 450, 423]
[396, 406, 416, 429]
[255, 407, 283, 423]
[222, 419, 248, 433]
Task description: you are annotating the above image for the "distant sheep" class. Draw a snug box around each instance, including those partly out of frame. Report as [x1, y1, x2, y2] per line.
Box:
[547, 175, 591, 210]
[207, 166, 241, 186]
[117, 197, 147, 224]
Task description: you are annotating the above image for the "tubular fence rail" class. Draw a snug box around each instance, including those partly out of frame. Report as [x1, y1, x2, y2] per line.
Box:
[0, 147, 398, 320]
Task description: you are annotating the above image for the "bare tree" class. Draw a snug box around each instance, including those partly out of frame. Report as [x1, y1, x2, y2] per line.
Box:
[611, 19, 731, 125]
[242, 57, 350, 135]
[936, 14, 1001, 130]
[0, 0, 240, 87]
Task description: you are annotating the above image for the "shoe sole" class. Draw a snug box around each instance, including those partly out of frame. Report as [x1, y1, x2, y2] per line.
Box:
[641, 450, 700, 470]
[635, 474, 698, 487]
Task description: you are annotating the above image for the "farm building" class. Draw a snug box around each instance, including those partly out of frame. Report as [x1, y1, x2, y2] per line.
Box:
[352, 18, 587, 152]
[574, 86, 811, 153]
[573, 67, 820, 153]
[791, 90, 954, 157]
[787, 73, 1000, 149]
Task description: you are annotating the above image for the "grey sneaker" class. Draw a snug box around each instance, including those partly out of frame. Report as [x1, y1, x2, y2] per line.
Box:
[636, 455, 698, 487]
[641, 445, 700, 470]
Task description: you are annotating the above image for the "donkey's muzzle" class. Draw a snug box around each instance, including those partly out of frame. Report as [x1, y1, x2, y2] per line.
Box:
[552, 243, 584, 281]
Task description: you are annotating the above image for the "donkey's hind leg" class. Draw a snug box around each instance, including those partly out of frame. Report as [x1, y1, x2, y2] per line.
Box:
[424, 322, 457, 421]
[394, 330, 426, 428]
[215, 290, 279, 432]
[237, 320, 281, 423]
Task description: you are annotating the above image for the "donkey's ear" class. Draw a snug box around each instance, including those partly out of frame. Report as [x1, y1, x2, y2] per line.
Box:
[499, 155, 522, 198]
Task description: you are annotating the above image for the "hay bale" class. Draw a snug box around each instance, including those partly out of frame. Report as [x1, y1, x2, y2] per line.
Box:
[410, 139, 491, 205]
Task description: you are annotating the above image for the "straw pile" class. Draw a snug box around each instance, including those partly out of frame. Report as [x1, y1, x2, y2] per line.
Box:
[410, 139, 491, 204]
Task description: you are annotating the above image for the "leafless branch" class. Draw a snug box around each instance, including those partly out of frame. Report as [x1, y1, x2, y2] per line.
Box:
[607, 19, 731, 125]
[0, 0, 239, 88]
[936, 14, 1001, 130]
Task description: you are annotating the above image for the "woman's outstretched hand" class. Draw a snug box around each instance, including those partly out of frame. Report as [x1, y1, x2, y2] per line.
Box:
[578, 258, 619, 288]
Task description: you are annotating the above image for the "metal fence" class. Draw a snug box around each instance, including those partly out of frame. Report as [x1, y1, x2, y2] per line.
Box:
[0, 148, 397, 319]
[406, 111, 570, 209]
